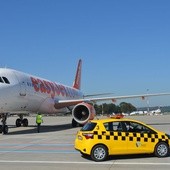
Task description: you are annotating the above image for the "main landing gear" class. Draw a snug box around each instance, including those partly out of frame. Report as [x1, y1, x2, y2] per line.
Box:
[15, 115, 28, 127]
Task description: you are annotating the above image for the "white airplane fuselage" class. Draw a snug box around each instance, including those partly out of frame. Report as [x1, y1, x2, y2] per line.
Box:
[0, 68, 83, 115]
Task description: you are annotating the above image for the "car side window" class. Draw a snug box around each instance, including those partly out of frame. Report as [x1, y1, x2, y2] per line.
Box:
[103, 122, 127, 132]
[124, 121, 154, 133]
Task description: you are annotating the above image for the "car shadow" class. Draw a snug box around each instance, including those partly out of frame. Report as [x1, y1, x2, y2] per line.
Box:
[82, 153, 170, 161]
[108, 154, 155, 160]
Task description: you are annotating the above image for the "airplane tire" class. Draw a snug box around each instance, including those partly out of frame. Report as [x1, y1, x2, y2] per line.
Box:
[0, 125, 8, 134]
[0, 125, 2, 133]
[4, 125, 8, 134]
[22, 118, 28, 127]
[16, 118, 22, 127]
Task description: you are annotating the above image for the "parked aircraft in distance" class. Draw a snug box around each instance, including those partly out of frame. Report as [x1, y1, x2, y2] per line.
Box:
[130, 108, 162, 116]
[0, 59, 170, 134]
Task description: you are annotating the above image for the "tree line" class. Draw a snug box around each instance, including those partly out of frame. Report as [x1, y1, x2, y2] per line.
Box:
[94, 102, 137, 115]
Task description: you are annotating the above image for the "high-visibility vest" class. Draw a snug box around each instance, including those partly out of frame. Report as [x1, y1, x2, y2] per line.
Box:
[36, 114, 43, 124]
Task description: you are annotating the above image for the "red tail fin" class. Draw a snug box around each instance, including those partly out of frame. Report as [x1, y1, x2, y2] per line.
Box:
[73, 59, 82, 90]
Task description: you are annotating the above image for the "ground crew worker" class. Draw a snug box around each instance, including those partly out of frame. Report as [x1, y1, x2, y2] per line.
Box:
[36, 113, 43, 133]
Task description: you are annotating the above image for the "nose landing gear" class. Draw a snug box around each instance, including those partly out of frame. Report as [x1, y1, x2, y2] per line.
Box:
[0, 114, 29, 134]
[0, 113, 8, 134]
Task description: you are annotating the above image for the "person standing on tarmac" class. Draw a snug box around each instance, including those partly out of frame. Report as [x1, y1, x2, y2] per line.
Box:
[36, 113, 43, 133]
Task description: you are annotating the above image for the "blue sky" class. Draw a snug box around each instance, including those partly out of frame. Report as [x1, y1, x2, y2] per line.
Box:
[0, 0, 170, 107]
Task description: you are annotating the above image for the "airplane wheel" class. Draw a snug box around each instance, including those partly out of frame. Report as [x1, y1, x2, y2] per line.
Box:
[4, 125, 8, 134]
[22, 118, 28, 127]
[0, 125, 8, 134]
[0, 125, 2, 133]
[16, 118, 22, 127]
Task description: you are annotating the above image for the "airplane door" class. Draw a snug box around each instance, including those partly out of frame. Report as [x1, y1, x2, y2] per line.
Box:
[19, 80, 26, 96]
[13, 72, 27, 96]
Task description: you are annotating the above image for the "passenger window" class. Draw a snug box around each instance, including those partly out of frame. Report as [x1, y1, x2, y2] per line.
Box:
[116, 122, 123, 131]
[104, 122, 126, 132]
[2, 77, 10, 84]
[125, 121, 154, 133]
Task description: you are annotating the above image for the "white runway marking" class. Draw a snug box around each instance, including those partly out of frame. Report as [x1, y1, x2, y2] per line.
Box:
[0, 160, 170, 166]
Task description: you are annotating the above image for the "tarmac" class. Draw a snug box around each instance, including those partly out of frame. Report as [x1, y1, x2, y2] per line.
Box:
[0, 114, 170, 170]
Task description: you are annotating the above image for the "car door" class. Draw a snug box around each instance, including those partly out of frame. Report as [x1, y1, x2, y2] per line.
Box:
[124, 121, 156, 154]
[103, 121, 129, 154]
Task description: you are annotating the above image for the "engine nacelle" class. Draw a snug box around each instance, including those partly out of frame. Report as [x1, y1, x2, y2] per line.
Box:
[72, 102, 96, 125]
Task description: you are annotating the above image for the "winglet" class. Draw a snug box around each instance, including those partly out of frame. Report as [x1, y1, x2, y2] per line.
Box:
[73, 59, 82, 90]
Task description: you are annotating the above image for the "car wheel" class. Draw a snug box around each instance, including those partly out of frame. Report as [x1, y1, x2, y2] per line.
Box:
[91, 145, 108, 161]
[154, 142, 169, 157]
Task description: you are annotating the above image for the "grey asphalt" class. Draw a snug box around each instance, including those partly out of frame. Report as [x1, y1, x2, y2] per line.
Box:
[0, 114, 170, 170]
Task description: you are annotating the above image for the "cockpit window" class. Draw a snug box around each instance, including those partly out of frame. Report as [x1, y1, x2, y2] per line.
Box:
[0, 77, 4, 83]
[0, 77, 10, 84]
[2, 77, 10, 84]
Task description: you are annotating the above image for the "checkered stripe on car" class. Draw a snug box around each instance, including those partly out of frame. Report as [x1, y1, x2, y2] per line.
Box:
[93, 131, 169, 143]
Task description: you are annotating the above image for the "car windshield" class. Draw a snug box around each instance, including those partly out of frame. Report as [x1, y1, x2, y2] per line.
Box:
[81, 122, 97, 131]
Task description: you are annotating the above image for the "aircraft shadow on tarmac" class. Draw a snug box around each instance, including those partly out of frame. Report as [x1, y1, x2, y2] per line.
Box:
[7, 123, 76, 135]
[5, 122, 170, 136]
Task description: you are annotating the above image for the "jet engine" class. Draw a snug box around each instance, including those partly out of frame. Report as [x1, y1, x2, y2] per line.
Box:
[72, 102, 96, 127]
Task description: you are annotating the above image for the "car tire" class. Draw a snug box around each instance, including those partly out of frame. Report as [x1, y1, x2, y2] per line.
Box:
[154, 142, 169, 157]
[91, 144, 108, 161]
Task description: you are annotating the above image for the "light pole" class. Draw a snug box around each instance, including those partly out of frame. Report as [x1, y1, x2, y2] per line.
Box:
[146, 89, 150, 113]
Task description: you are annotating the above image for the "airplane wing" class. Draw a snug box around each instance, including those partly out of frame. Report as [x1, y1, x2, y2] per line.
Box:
[54, 92, 170, 108]
[85, 92, 170, 103]
[83, 93, 114, 97]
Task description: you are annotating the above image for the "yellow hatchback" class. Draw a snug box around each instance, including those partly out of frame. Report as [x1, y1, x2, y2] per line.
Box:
[75, 116, 170, 161]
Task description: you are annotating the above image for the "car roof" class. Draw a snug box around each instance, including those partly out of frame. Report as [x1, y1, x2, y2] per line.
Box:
[89, 117, 161, 133]
[90, 117, 152, 127]
[90, 117, 142, 124]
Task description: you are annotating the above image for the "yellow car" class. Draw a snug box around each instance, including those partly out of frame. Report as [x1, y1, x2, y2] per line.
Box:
[75, 116, 170, 161]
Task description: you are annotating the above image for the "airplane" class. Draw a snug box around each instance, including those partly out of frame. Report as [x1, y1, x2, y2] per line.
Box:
[130, 108, 162, 116]
[0, 59, 170, 134]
